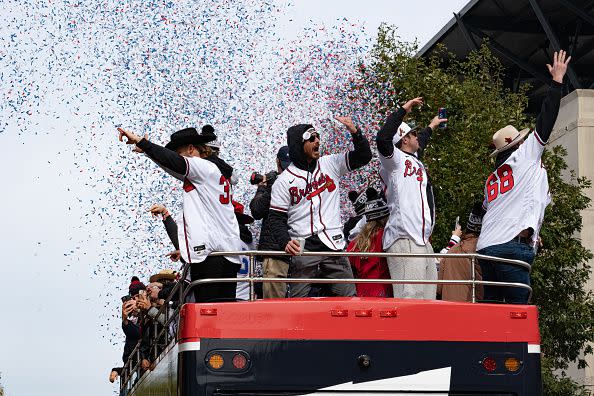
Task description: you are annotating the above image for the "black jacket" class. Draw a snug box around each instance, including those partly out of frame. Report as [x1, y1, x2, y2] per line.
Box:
[122, 320, 141, 363]
[249, 184, 288, 261]
[494, 81, 563, 168]
[268, 124, 372, 251]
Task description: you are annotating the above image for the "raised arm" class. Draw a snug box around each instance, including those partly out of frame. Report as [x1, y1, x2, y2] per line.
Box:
[249, 184, 272, 221]
[148, 204, 179, 249]
[335, 116, 372, 170]
[417, 114, 448, 157]
[118, 128, 187, 175]
[537, 50, 571, 143]
[376, 97, 423, 157]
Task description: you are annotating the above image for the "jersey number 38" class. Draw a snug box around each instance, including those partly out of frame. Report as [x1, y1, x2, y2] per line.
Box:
[486, 164, 515, 202]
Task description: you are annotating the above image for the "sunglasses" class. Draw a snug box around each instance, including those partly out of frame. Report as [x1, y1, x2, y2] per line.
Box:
[302, 128, 320, 143]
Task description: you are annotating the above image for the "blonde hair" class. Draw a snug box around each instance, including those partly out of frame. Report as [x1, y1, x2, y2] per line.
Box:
[354, 217, 388, 253]
[195, 144, 213, 158]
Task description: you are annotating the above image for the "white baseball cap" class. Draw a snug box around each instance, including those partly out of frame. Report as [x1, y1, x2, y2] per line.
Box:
[392, 122, 417, 145]
[490, 125, 530, 157]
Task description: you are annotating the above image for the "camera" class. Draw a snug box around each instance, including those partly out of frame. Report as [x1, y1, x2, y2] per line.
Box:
[250, 171, 278, 186]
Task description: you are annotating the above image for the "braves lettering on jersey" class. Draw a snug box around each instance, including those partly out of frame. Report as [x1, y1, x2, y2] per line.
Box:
[270, 153, 350, 250]
[378, 149, 433, 248]
[179, 157, 242, 264]
[477, 132, 551, 250]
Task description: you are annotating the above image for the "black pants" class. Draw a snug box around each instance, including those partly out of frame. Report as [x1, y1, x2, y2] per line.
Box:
[190, 256, 240, 303]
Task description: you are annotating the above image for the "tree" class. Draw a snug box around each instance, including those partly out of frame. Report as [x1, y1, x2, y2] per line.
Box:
[352, 24, 594, 394]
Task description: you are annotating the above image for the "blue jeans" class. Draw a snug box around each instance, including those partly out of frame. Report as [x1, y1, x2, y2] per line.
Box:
[477, 240, 534, 304]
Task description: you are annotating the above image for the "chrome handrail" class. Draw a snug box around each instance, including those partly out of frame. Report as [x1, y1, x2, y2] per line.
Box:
[119, 249, 530, 393]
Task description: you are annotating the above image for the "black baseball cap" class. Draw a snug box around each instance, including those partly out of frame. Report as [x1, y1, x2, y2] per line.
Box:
[277, 146, 290, 170]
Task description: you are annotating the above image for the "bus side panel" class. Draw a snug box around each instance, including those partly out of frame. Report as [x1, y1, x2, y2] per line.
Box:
[179, 339, 541, 395]
[179, 349, 208, 396]
[127, 343, 178, 396]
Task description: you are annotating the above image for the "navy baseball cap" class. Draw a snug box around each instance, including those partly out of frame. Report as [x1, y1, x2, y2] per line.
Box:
[277, 146, 291, 170]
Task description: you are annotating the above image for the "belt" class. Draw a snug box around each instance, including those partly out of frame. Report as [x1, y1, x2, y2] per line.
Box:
[513, 236, 532, 245]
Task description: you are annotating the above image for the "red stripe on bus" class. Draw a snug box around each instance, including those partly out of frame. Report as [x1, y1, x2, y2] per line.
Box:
[178, 298, 540, 344]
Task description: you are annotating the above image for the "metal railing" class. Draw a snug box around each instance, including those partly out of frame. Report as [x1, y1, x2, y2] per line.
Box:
[120, 250, 531, 394]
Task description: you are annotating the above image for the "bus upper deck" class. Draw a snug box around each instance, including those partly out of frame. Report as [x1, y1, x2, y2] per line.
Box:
[119, 250, 540, 396]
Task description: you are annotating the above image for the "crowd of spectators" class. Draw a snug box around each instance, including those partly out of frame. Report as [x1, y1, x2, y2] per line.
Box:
[111, 51, 571, 388]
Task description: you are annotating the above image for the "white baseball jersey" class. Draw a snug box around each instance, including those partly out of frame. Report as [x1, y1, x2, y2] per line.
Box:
[179, 157, 242, 264]
[378, 148, 434, 248]
[235, 239, 255, 300]
[477, 132, 551, 250]
[270, 153, 350, 250]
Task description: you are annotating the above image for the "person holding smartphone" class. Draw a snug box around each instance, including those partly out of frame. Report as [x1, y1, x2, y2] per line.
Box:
[376, 97, 447, 300]
[121, 277, 144, 363]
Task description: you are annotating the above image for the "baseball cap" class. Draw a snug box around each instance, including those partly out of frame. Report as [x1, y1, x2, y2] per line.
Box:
[392, 121, 418, 145]
[276, 146, 291, 170]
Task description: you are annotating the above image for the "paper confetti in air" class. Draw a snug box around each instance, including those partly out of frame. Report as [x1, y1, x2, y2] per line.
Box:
[0, 0, 397, 359]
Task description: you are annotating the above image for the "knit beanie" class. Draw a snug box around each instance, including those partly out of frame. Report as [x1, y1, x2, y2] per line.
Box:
[364, 188, 390, 221]
[348, 189, 368, 216]
[129, 277, 146, 296]
[467, 201, 486, 233]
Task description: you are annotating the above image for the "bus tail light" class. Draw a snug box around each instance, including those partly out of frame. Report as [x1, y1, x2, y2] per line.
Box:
[481, 357, 497, 372]
[504, 357, 522, 372]
[207, 354, 224, 370]
[232, 353, 248, 369]
[205, 350, 251, 372]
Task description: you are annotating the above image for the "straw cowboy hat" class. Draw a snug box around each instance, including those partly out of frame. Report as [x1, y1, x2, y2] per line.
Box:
[490, 125, 530, 157]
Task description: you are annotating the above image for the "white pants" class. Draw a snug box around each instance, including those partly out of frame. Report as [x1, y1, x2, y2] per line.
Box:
[387, 238, 437, 300]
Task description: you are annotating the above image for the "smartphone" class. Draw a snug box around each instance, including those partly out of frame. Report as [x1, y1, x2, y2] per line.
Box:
[121, 295, 132, 303]
[455, 216, 460, 229]
[438, 107, 447, 129]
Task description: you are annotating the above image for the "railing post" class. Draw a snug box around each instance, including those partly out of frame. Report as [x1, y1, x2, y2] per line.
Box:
[136, 346, 141, 379]
[471, 256, 476, 303]
[249, 254, 255, 301]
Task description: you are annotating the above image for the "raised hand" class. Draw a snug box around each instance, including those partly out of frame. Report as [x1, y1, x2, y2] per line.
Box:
[136, 292, 151, 311]
[334, 116, 358, 134]
[429, 115, 448, 130]
[547, 50, 571, 84]
[148, 203, 168, 217]
[132, 133, 149, 153]
[117, 127, 143, 145]
[402, 97, 424, 113]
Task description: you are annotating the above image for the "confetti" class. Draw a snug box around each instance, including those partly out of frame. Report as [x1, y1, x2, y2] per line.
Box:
[1, 0, 380, 357]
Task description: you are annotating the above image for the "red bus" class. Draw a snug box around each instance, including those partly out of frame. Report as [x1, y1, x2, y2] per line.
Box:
[120, 251, 540, 396]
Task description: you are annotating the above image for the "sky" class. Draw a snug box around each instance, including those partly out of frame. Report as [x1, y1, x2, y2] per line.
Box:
[0, 1, 468, 395]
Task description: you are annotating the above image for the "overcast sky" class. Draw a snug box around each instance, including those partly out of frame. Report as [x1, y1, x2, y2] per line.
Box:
[0, 1, 468, 395]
